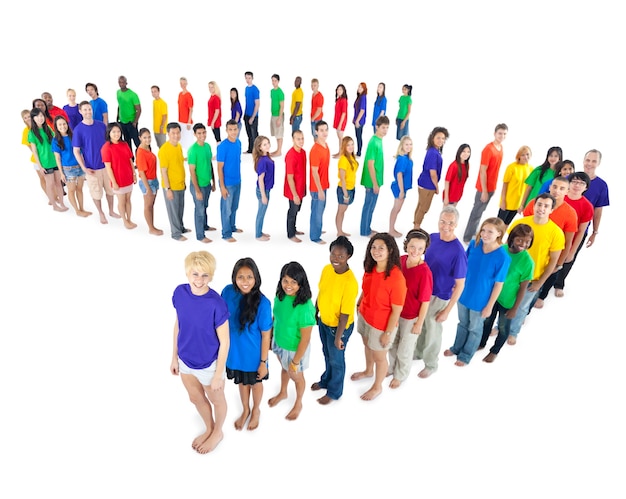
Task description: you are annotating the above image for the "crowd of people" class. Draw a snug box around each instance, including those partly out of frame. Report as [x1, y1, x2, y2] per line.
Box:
[21, 73, 610, 455]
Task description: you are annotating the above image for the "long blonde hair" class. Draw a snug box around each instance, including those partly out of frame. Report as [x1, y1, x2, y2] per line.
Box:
[208, 81, 221, 98]
[394, 136, 413, 160]
[340, 136, 358, 171]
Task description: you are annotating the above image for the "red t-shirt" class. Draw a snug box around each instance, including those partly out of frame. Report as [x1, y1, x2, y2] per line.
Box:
[136, 147, 157, 180]
[333, 98, 347, 130]
[101, 141, 134, 187]
[207, 95, 222, 127]
[284, 147, 307, 199]
[311, 92, 324, 120]
[564, 195, 594, 234]
[524, 199, 578, 233]
[309, 142, 330, 192]
[443, 160, 469, 203]
[178, 92, 194, 123]
[359, 266, 407, 331]
[475, 142, 503, 192]
[400, 256, 433, 319]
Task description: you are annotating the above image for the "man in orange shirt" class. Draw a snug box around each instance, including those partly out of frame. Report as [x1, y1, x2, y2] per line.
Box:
[463, 123, 508, 243]
[309, 121, 330, 244]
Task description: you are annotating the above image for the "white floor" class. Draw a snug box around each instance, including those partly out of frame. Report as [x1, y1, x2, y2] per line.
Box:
[3, 2, 624, 498]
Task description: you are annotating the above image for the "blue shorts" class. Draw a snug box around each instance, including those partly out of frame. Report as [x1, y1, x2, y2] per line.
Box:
[138, 178, 159, 195]
[272, 340, 310, 372]
[336, 186, 355, 205]
[62, 165, 85, 181]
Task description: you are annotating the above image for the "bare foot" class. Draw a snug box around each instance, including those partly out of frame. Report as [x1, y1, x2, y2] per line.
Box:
[124, 221, 137, 229]
[296, 230, 304, 235]
[443, 349, 454, 357]
[360, 386, 382, 401]
[234, 228, 243, 233]
[248, 408, 261, 431]
[234, 408, 250, 430]
[225, 237, 237, 243]
[192, 430, 211, 450]
[507, 335, 517, 345]
[196, 430, 223, 454]
[417, 368, 433, 379]
[200, 237, 212, 243]
[285, 402, 302, 420]
[53, 204, 69, 212]
[454, 360, 466, 367]
[385, 371, 393, 377]
[389, 378, 402, 389]
[483, 353, 497, 363]
[176, 235, 188, 241]
[183, 228, 192, 233]
[77, 210, 92, 217]
[99, 213, 108, 224]
[317, 395, 333, 405]
[256, 235, 270, 241]
[109, 211, 121, 219]
[262, 232, 271, 237]
[350, 371, 373, 381]
[268, 392, 287, 407]
[533, 298, 544, 309]
[149, 228, 164, 236]
[554, 289, 564, 297]
[315, 239, 327, 245]
[310, 382, 322, 391]
[289, 236, 302, 243]
[207, 226, 217, 231]
[389, 230, 403, 238]
[337, 231, 351, 237]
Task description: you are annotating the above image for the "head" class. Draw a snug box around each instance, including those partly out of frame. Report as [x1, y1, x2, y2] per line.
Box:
[179, 77, 188, 90]
[508, 223, 534, 253]
[208, 81, 220, 97]
[79, 101, 93, 120]
[335, 84, 347, 100]
[85, 83, 99, 98]
[66, 88, 76, 104]
[32, 98, 48, 114]
[244, 71, 254, 85]
[375, 115, 390, 136]
[477, 217, 506, 246]
[311, 78, 319, 92]
[253, 135, 271, 167]
[118, 75, 128, 90]
[230, 87, 239, 102]
[105, 122, 123, 143]
[515, 145, 532, 164]
[329, 236, 354, 273]
[357, 82, 367, 95]
[494, 123, 508, 143]
[232, 257, 262, 296]
[184, 251, 216, 294]
[139, 127, 151, 147]
[377, 82, 386, 96]
[294, 76, 302, 88]
[403, 228, 430, 260]
[225, 119, 239, 141]
[276, 261, 312, 306]
[396, 136, 413, 159]
[533, 193, 556, 222]
[568, 171, 590, 193]
[315, 120, 329, 140]
[340, 136, 355, 158]
[364, 233, 402, 276]
[21, 109, 31, 127]
[402, 84, 412, 96]
[193, 122, 207, 143]
[292, 129, 304, 150]
[30, 108, 46, 128]
[151, 85, 160, 99]
[427, 126, 449, 151]
[271, 74, 280, 88]
[548, 175, 570, 202]
[543, 146, 563, 167]
[53, 115, 70, 137]
[41, 92, 53, 108]
[456, 143, 471, 164]
[556, 160, 575, 177]
[166, 122, 182, 144]
[583, 149, 602, 178]
[438, 205, 460, 240]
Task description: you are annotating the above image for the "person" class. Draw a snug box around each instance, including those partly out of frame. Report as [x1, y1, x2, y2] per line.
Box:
[518, 146, 562, 210]
[442, 143, 471, 206]
[388, 136, 414, 237]
[177, 77, 194, 151]
[52, 115, 91, 217]
[63, 88, 82, 129]
[229, 87, 243, 137]
[85, 82, 108, 124]
[243, 71, 260, 154]
[159, 122, 188, 241]
[462, 123, 508, 244]
[413, 205, 467, 378]
[497, 145, 533, 226]
[309, 120, 331, 244]
[268, 261, 316, 420]
[188, 123, 216, 244]
[479, 223, 534, 362]
[311, 236, 359, 404]
[506, 193, 564, 345]
[553, 171, 594, 296]
[170, 251, 229, 454]
[387, 229, 432, 387]
[222, 258, 272, 431]
[372, 82, 387, 133]
[41, 92, 69, 122]
[116, 76, 141, 154]
[396, 84, 412, 140]
[101, 122, 137, 229]
[284, 130, 307, 243]
[351, 233, 406, 400]
[310, 78, 324, 138]
[253, 135, 275, 241]
[29, 108, 68, 212]
[538, 160, 575, 194]
[269, 74, 285, 157]
[359, 115, 390, 237]
[414, 126, 449, 229]
[523, 176, 578, 309]
[289, 76, 304, 133]
[335, 136, 358, 237]
[151, 85, 168, 148]
[32, 98, 54, 127]
[135, 128, 163, 235]
[353, 82, 367, 156]
[217, 120, 243, 242]
[444, 217, 510, 366]
[207, 81, 222, 144]
[582, 149, 609, 249]
[331, 84, 348, 158]
[21, 109, 46, 196]
[73, 101, 120, 224]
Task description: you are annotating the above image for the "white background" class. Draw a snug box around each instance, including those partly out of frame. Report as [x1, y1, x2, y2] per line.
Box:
[2, 1, 624, 497]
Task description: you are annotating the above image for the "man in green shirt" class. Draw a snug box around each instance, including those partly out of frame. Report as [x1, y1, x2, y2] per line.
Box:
[359, 116, 389, 236]
[116, 75, 142, 154]
[270, 73, 285, 157]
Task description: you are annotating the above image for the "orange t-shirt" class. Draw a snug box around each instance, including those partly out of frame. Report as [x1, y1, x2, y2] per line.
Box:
[359, 266, 407, 331]
[523, 199, 578, 233]
[475, 142, 503, 192]
[309, 142, 330, 192]
[178, 92, 194, 123]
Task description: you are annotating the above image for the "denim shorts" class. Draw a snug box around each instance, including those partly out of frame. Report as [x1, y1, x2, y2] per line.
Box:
[272, 340, 310, 372]
[336, 186, 355, 205]
[138, 178, 159, 195]
[178, 357, 223, 386]
[63, 165, 85, 181]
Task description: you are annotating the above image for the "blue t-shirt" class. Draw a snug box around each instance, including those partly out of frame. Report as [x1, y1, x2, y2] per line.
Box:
[417, 147, 443, 190]
[256, 155, 275, 190]
[425, 233, 468, 300]
[51, 135, 79, 166]
[72, 120, 107, 169]
[372, 95, 387, 126]
[221, 284, 273, 372]
[216, 138, 242, 186]
[90, 97, 108, 123]
[244, 85, 260, 116]
[390, 154, 413, 198]
[172, 284, 229, 370]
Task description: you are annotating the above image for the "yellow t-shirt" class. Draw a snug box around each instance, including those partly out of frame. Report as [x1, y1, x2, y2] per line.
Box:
[158, 142, 185, 190]
[501, 161, 533, 210]
[509, 217, 564, 280]
[317, 265, 358, 327]
[152, 98, 168, 133]
[290, 87, 303, 116]
[22, 127, 35, 163]
[338, 155, 358, 190]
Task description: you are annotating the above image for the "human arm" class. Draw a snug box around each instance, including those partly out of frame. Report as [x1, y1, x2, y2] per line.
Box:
[354, 108, 364, 127]
[566, 222, 589, 262]
[401, 103, 411, 129]
[504, 280, 531, 319]
[529, 250, 561, 292]
[210, 162, 216, 192]
[277, 99, 284, 126]
[130, 157, 137, 184]
[102, 111, 109, 125]
[287, 173, 300, 205]
[290, 101, 301, 123]
[217, 161, 228, 199]
[379, 304, 403, 348]
[258, 172, 268, 204]
[189, 163, 202, 200]
[586, 207, 602, 248]
[73, 146, 92, 175]
[558, 231, 575, 266]
[249, 98, 260, 124]
[334, 313, 349, 350]
[339, 110, 346, 130]
[187, 105, 193, 130]
[436, 277, 465, 322]
[478, 163, 489, 203]
[339, 167, 349, 200]
[160, 167, 174, 201]
[29, 143, 45, 172]
[210, 321, 230, 391]
[170, 318, 180, 375]
[104, 161, 118, 191]
[159, 112, 167, 135]
[257, 328, 271, 380]
[396, 169, 405, 199]
[311, 166, 325, 201]
[133, 104, 142, 126]
[368, 159, 379, 194]
[482, 282, 504, 318]
[54, 151, 66, 183]
[429, 168, 439, 195]
[443, 180, 451, 205]
[518, 185, 532, 213]
[411, 300, 430, 335]
[500, 182, 509, 211]
[289, 326, 313, 373]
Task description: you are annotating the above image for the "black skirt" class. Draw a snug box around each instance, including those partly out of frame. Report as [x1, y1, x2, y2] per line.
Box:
[226, 367, 269, 386]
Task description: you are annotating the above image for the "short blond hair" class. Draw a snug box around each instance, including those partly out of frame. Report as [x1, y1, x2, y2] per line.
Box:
[184, 251, 216, 277]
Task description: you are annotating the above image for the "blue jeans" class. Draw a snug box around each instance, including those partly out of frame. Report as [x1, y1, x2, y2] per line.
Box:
[355, 125, 363, 156]
[450, 303, 485, 364]
[291, 115, 302, 133]
[509, 285, 538, 337]
[220, 183, 241, 239]
[164, 189, 185, 240]
[480, 301, 511, 355]
[311, 120, 320, 139]
[396, 118, 409, 140]
[255, 187, 271, 237]
[360, 188, 378, 236]
[317, 320, 353, 400]
[310, 190, 326, 242]
[189, 184, 211, 241]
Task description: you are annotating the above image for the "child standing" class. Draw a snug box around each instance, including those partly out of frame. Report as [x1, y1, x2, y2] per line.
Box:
[311, 236, 359, 404]
[136, 128, 163, 235]
[335, 136, 358, 237]
[268, 262, 316, 420]
[101, 122, 137, 229]
[170, 251, 230, 454]
[443, 143, 471, 206]
[253, 135, 275, 241]
[388, 136, 414, 237]
[222, 258, 272, 431]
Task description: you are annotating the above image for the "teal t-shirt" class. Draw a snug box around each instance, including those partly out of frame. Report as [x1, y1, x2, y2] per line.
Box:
[271, 87, 285, 117]
[272, 295, 315, 351]
[497, 248, 534, 309]
[360, 135, 384, 188]
[187, 142, 213, 187]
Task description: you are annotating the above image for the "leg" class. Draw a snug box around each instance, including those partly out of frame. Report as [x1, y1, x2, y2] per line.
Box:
[351, 316, 374, 381]
[389, 197, 405, 237]
[463, 191, 493, 243]
[413, 187, 435, 229]
[268, 368, 289, 407]
[248, 382, 264, 430]
[390, 317, 419, 386]
[322, 322, 353, 401]
[143, 189, 163, 235]
[415, 296, 447, 376]
[234, 384, 251, 430]
[286, 370, 305, 420]
[75, 177, 91, 216]
[455, 307, 485, 365]
[361, 348, 388, 401]
[287, 199, 301, 241]
[335, 202, 349, 236]
[180, 374, 214, 450]
[198, 385, 227, 453]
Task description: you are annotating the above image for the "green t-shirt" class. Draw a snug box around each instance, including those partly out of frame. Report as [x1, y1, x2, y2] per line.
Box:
[360, 135, 384, 188]
[397, 95, 412, 119]
[497, 248, 534, 309]
[28, 128, 56, 169]
[272, 295, 315, 351]
[117, 88, 140, 123]
[524, 166, 555, 207]
[271, 87, 285, 117]
[187, 142, 213, 187]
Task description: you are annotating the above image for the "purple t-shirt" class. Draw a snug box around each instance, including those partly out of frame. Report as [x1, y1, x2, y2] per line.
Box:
[583, 176, 609, 209]
[172, 284, 230, 370]
[417, 147, 443, 190]
[231, 101, 242, 122]
[256, 155, 275, 190]
[63, 104, 82, 130]
[73, 120, 107, 170]
[353, 94, 367, 125]
[425, 233, 468, 300]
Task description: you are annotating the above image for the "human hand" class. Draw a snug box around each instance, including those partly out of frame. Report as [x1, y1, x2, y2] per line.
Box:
[210, 375, 224, 392]
[170, 359, 179, 375]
